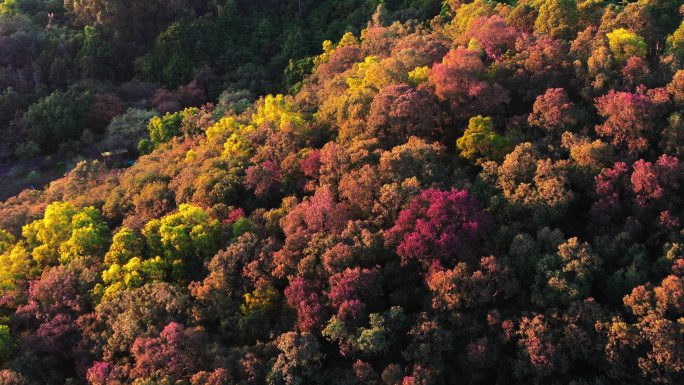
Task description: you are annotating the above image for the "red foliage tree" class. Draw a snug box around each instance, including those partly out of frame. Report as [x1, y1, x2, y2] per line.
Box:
[504, 34, 572, 100]
[631, 155, 681, 207]
[384, 188, 493, 267]
[367, 84, 440, 147]
[467, 16, 517, 61]
[86, 362, 123, 385]
[622, 56, 651, 88]
[316, 45, 364, 80]
[426, 256, 518, 312]
[595, 90, 662, 154]
[190, 368, 232, 385]
[328, 267, 381, 322]
[516, 314, 559, 377]
[274, 186, 351, 278]
[339, 164, 381, 216]
[604, 268, 684, 383]
[130, 322, 212, 382]
[244, 160, 281, 198]
[390, 32, 450, 68]
[589, 155, 683, 249]
[16, 267, 86, 322]
[281, 186, 350, 237]
[429, 47, 509, 120]
[284, 277, 328, 332]
[528, 88, 578, 134]
[15, 267, 88, 355]
[300, 150, 321, 179]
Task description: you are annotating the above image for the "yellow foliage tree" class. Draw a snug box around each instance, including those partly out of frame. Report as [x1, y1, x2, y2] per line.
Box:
[408, 66, 430, 86]
[206, 116, 245, 144]
[22, 202, 109, 267]
[251, 94, 306, 131]
[606, 28, 647, 63]
[0, 243, 33, 294]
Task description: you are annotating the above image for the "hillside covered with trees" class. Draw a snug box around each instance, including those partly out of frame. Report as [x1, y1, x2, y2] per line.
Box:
[0, 0, 684, 384]
[0, 0, 438, 198]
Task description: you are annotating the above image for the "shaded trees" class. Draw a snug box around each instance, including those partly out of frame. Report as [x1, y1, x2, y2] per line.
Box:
[367, 84, 440, 147]
[25, 87, 93, 153]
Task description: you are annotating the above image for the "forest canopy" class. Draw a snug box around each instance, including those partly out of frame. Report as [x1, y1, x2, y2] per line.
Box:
[0, 0, 683, 385]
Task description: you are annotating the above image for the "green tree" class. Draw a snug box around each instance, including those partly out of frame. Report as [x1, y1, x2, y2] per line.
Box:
[534, 0, 579, 39]
[25, 88, 93, 153]
[456, 115, 507, 164]
[0, 325, 12, 361]
[232, 217, 253, 238]
[284, 57, 315, 95]
[102, 108, 159, 152]
[322, 306, 405, 356]
[533, 237, 602, 306]
[269, 331, 323, 385]
[142, 18, 223, 88]
[79, 26, 116, 79]
[355, 307, 404, 355]
[137, 138, 154, 155]
[147, 111, 183, 147]
[666, 21, 684, 62]
[64, 0, 189, 47]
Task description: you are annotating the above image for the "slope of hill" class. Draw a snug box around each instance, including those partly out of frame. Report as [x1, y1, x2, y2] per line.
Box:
[0, 0, 683, 384]
[0, 0, 439, 198]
